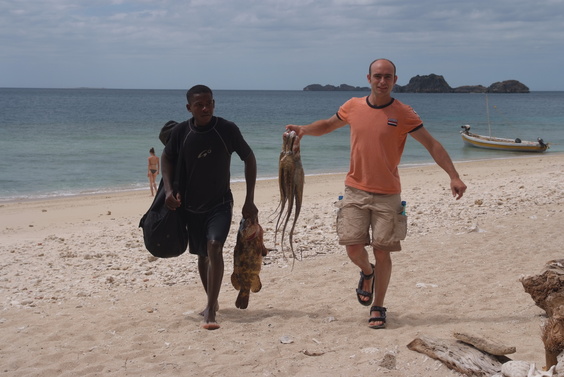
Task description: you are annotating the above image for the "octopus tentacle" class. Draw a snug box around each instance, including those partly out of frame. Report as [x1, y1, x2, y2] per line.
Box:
[273, 132, 291, 249]
[289, 158, 304, 258]
[274, 131, 304, 261]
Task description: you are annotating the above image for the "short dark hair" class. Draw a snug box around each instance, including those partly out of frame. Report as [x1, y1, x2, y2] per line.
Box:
[186, 85, 213, 104]
[368, 59, 396, 76]
[150, 147, 155, 153]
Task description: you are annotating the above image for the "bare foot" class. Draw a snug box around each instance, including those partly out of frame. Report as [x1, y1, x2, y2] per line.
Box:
[200, 306, 220, 330]
[199, 301, 219, 316]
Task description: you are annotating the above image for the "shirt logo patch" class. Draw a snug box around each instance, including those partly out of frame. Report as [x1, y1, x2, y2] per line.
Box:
[198, 149, 212, 158]
[387, 118, 398, 127]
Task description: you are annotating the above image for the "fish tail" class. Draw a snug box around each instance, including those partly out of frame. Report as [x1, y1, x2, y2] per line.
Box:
[236, 291, 250, 309]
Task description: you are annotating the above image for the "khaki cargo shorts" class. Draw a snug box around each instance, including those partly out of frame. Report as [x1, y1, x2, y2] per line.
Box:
[335, 186, 407, 252]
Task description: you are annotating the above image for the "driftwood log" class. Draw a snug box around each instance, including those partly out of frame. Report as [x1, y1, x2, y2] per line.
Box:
[521, 259, 564, 370]
[542, 309, 564, 369]
[407, 335, 504, 377]
[521, 259, 564, 317]
[407, 260, 564, 375]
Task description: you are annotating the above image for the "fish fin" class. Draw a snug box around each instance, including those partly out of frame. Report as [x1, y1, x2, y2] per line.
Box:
[231, 273, 241, 290]
[250, 277, 262, 293]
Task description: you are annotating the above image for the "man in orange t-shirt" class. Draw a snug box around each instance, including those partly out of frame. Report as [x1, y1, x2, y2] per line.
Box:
[286, 59, 467, 329]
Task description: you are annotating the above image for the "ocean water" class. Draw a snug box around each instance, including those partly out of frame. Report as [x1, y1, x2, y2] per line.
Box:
[0, 88, 562, 202]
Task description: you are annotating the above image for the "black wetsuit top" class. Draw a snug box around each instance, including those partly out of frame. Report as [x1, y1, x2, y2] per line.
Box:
[164, 116, 252, 213]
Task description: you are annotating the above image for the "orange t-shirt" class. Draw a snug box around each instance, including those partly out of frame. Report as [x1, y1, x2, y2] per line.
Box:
[337, 97, 423, 194]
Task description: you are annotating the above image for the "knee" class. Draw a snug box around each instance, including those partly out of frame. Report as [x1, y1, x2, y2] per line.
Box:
[207, 240, 224, 255]
[374, 248, 391, 263]
[346, 244, 366, 258]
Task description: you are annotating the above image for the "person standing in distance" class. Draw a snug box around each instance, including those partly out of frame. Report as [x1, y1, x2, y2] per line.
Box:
[161, 85, 258, 330]
[147, 147, 160, 196]
[285, 59, 467, 329]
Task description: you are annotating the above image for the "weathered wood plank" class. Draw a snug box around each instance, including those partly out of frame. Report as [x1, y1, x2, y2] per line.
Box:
[407, 335, 502, 377]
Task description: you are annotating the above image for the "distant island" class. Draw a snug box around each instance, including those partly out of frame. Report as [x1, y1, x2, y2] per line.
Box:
[303, 74, 529, 93]
[303, 83, 370, 91]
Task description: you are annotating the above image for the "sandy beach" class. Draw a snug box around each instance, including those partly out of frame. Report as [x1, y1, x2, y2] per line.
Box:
[1, 154, 563, 376]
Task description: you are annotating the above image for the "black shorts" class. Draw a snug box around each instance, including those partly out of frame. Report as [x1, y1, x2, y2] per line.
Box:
[185, 201, 233, 257]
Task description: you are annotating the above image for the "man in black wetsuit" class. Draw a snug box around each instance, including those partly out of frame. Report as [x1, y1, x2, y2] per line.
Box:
[161, 85, 258, 330]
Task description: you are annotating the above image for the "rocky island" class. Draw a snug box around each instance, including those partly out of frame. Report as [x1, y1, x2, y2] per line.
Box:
[303, 83, 370, 91]
[303, 75, 529, 93]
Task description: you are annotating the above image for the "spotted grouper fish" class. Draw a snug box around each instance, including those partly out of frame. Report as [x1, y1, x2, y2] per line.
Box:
[231, 218, 268, 309]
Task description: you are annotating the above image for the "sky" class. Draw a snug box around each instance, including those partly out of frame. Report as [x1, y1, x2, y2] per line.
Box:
[1, 0, 563, 91]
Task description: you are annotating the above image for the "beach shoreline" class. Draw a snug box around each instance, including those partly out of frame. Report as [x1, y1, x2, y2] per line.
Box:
[2, 151, 562, 205]
[1, 154, 563, 376]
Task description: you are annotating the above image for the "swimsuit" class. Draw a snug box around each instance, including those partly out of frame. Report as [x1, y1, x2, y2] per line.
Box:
[150, 169, 157, 174]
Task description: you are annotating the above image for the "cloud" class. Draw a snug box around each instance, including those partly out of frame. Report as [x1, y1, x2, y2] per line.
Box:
[1, 0, 563, 90]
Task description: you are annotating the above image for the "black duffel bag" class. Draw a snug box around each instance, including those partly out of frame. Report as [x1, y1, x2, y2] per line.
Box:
[139, 120, 188, 258]
[139, 180, 188, 258]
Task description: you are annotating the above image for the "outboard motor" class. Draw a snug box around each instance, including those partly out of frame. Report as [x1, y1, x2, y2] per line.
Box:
[538, 138, 547, 148]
